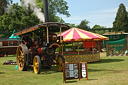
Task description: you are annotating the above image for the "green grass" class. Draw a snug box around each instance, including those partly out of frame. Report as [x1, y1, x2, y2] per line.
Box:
[0, 53, 128, 85]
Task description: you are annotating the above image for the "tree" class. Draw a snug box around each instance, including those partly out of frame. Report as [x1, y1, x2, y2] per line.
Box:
[0, 3, 40, 37]
[77, 19, 90, 30]
[0, 0, 12, 15]
[113, 3, 128, 31]
[69, 23, 76, 28]
[35, 0, 70, 22]
[0, 0, 71, 38]
[92, 25, 106, 35]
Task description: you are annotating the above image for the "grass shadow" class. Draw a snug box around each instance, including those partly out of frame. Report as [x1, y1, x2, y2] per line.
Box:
[65, 80, 77, 83]
[89, 59, 124, 64]
[40, 65, 59, 75]
[88, 68, 103, 72]
[88, 68, 127, 73]
[0, 72, 5, 74]
[21, 65, 59, 74]
[88, 79, 98, 81]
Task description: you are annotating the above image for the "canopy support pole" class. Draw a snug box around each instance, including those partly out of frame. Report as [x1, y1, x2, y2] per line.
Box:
[77, 42, 80, 62]
[85, 41, 86, 51]
[32, 32, 34, 42]
[106, 42, 108, 57]
[46, 27, 49, 43]
[98, 40, 100, 52]
[72, 41, 73, 51]
[77, 42, 79, 55]
[60, 45, 61, 53]
[62, 42, 63, 55]
[92, 40, 94, 61]
[60, 27, 62, 43]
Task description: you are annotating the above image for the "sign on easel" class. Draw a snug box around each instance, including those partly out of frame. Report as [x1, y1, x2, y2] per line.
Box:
[63, 63, 80, 83]
[80, 62, 88, 80]
[63, 62, 88, 83]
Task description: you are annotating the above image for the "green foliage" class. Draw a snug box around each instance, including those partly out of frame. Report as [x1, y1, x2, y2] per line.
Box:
[0, 0, 70, 38]
[66, 23, 76, 28]
[35, 0, 70, 22]
[76, 19, 90, 30]
[92, 24, 106, 35]
[113, 3, 128, 31]
[0, 0, 12, 15]
[0, 3, 40, 38]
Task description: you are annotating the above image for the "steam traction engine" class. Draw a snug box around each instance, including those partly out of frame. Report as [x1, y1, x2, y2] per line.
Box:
[14, 22, 69, 74]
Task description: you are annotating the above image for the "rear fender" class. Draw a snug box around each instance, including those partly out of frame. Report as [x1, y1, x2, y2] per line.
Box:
[49, 43, 60, 49]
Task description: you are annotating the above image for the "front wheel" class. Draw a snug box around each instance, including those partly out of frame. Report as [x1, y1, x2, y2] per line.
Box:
[56, 55, 65, 72]
[16, 45, 28, 71]
[33, 55, 41, 74]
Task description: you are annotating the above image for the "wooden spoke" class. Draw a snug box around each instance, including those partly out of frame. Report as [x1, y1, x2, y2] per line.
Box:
[57, 55, 64, 72]
[16, 45, 28, 71]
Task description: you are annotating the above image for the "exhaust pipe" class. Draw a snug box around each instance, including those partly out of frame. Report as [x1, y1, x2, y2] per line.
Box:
[43, 0, 49, 22]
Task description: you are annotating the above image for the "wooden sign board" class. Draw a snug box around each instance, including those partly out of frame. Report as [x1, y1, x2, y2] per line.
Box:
[80, 62, 88, 80]
[63, 62, 88, 83]
[63, 63, 80, 83]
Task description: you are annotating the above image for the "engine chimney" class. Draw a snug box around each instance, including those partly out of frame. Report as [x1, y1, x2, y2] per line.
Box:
[43, 0, 49, 22]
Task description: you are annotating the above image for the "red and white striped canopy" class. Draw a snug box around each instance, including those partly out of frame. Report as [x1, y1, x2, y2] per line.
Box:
[57, 28, 109, 41]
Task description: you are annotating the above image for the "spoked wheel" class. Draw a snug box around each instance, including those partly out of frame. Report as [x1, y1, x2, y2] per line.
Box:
[33, 55, 41, 74]
[16, 45, 28, 71]
[56, 55, 65, 72]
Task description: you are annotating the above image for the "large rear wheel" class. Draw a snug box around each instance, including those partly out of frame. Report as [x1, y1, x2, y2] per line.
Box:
[16, 45, 28, 71]
[56, 55, 65, 72]
[33, 55, 41, 74]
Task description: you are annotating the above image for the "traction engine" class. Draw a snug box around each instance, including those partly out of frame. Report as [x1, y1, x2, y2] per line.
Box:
[14, 22, 69, 74]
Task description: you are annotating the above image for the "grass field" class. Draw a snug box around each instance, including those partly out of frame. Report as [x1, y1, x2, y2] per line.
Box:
[0, 53, 128, 85]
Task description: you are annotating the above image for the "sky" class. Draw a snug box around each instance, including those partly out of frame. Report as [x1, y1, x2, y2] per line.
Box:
[13, 0, 128, 28]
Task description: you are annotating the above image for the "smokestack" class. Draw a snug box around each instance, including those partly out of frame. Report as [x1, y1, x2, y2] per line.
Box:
[43, 0, 49, 22]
